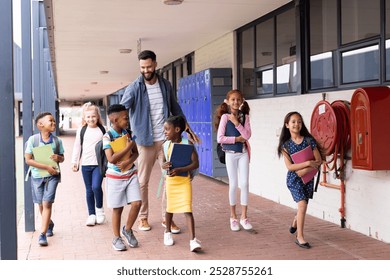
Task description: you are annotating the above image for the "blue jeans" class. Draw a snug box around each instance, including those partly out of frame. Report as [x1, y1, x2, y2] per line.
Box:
[81, 165, 104, 215]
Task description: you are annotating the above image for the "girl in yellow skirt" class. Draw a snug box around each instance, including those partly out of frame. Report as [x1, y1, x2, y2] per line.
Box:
[161, 116, 201, 252]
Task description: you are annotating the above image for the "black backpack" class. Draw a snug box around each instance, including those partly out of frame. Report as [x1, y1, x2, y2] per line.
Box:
[95, 130, 113, 177]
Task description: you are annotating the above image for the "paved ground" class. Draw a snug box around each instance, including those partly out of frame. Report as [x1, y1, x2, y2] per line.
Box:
[17, 135, 390, 261]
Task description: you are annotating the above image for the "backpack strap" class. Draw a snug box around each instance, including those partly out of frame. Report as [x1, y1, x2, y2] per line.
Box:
[25, 134, 40, 181]
[80, 125, 88, 147]
[33, 133, 40, 148]
[163, 140, 171, 160]
[107, 130, 114, 141]
[52, 135, 62, 182]
[158, 140, 172, 199]
[52, 135, 60, 155]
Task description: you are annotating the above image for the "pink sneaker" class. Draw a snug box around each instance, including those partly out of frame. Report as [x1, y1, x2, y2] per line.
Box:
[230, 218, 240, 231]
[240, 218, 253, 230]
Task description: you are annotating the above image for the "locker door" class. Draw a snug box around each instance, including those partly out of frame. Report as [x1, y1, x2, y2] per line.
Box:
[204, 69, 211, 122]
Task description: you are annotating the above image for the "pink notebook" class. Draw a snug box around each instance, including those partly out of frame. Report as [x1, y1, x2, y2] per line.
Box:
[290, 145, 318, 184]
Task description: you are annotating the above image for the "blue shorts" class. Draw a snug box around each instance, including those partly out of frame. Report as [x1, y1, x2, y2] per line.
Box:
[31, 176, 60, 204]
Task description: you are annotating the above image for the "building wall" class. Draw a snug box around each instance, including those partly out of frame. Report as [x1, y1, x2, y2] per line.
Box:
[194, 32, 234, 73]
[195, 32, 390, 243]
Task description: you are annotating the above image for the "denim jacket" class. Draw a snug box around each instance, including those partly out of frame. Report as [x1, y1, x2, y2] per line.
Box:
[120, 74, 185, 146]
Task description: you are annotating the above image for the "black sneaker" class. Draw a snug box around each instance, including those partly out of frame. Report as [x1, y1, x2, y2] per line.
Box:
[38, 233, 48, 246]
[122, 226, 138, 248]
[47, 221, 54, 237]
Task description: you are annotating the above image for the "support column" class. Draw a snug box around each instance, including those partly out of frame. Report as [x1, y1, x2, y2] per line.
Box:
[0, 0, 18, 260]
[22, 0, 35, 232]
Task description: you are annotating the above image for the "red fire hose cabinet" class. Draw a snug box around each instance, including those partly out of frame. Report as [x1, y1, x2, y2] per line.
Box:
[351, 86, 390, 170]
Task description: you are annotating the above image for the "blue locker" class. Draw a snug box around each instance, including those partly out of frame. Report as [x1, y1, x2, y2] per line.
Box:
[176, 68, 231, 179]
[190, 75, 194, 123]
[197, 71, 204, 122]
[204, 69, 211, 122]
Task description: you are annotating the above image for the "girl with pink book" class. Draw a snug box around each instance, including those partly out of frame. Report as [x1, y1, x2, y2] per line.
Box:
[277, 111, 322, 249]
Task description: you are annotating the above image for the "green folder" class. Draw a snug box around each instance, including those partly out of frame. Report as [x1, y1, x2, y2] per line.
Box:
[32, 144, 59, 177]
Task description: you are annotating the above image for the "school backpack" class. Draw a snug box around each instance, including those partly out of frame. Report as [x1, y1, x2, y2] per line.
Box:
[24, 133, 61, 180]
[95, 130, 113, 177]
[95, 129, 132, 177]
[162, 137, 199, 180]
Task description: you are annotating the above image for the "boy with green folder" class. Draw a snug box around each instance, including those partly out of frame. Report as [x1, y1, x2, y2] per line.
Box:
[25, 112, 64, 247]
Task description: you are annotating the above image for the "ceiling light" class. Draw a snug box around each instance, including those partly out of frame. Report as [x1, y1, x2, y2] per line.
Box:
[100, 70, 109, 74]
[163, 0, 184, 5]
[119, 49, 132, 54]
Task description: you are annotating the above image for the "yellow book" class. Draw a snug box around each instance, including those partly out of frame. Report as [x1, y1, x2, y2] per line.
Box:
[110, 135, 132, 172]
[32, 144, 59, 177]
[110, 134, 127, 153]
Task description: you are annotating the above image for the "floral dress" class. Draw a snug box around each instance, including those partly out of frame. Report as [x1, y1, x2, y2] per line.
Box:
[283, 137, 317, 202]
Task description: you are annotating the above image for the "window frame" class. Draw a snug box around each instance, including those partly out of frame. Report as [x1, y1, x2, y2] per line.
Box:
[236, 0, 390, 99]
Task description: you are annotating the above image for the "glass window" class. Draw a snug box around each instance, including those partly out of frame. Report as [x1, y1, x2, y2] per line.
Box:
[386, 0, 390, 80]
[276, 8, 296, 94]
[255, 18, 274, 95]
[341, 45, 379, 84]
[309, 0, 337, 89]
[168, 69, 173, 85]
[386, 40, 390, 80]
[182, 61, 188, 77]
[256, 18, 274, 67]
[175, 64, 182, 90]
[239, 27, 255, 97]
[341, 0, 380, 45]
[256, 68, 273, 94]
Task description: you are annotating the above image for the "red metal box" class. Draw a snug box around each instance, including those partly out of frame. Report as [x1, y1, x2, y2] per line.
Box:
[351, 86, 390, 170]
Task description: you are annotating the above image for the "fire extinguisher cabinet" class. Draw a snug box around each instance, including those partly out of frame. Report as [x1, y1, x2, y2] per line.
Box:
[351, 86, 390, 170]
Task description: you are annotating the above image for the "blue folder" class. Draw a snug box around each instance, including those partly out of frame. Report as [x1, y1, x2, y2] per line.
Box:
[170, 143, 194, 177]
[222, 120, 243, 153]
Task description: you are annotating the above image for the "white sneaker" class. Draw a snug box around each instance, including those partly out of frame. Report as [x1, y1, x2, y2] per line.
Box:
[230, 218, 240, 231]
[86, 214, 96, 226]
[164, 231, 174, 246]
[190, 238, 202, 252]
[240, 218, 253, 230]
[96, 208, 106, 224]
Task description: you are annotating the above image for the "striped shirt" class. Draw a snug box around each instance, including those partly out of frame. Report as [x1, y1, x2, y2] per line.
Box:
[146, 81, 165, 141]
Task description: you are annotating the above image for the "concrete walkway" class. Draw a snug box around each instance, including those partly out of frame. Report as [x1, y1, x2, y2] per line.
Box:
[17, 135, 390, 260]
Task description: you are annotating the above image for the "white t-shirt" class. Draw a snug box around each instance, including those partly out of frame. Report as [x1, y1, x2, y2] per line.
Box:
[146, 81, 165, 141]
[71, 126, 105, 166]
